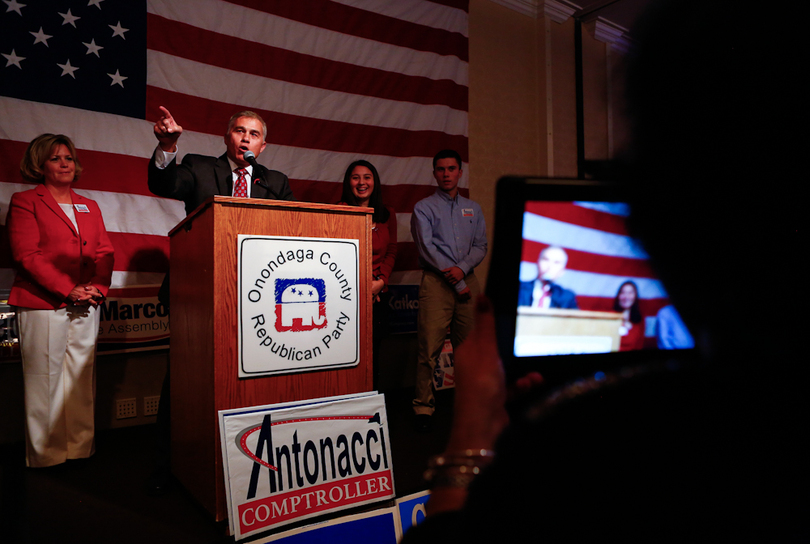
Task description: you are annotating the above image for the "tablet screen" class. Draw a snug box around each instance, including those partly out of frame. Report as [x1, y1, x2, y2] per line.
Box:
[514, 200, 693, 357]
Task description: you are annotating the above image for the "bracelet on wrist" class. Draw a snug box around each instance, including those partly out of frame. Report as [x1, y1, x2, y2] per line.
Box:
[423, 449, 495, 489]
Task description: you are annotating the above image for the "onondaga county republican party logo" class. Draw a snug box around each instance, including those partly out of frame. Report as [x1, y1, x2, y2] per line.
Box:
[238, 236, 359, 378]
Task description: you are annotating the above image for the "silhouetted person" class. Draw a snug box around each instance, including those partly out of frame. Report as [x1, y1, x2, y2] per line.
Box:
[402, 1, 806, 541]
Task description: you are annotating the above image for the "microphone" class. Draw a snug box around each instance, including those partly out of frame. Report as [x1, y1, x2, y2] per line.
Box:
[242, 151, 259, 178]
[242, 150, 279, 198]
[242, 150, 260, 171]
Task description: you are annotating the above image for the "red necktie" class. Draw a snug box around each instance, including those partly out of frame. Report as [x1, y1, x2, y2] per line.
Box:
[534, 282, 548, 308]
[233, 168, 248, 198]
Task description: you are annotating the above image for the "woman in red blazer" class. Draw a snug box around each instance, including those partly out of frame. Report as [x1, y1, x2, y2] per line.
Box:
[7, 134, 114, 467]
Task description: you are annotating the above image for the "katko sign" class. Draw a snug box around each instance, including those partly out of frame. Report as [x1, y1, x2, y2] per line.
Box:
[238, 235, 360, 378]
[219, 393, 395, 540]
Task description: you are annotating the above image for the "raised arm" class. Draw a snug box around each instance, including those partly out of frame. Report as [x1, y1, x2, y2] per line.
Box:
[148, 106, 197, 202]
[153, 106, 183, 153]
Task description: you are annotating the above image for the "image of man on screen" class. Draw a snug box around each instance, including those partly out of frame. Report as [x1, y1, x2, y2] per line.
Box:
[518, 246, 578, 309]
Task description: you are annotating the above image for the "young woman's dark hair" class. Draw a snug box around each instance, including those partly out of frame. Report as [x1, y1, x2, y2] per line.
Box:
[613, 280, 642, 324]
[340, 160, 390, 223]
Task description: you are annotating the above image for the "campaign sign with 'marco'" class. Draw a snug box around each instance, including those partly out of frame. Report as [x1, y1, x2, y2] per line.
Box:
[238, 235, 360, 378]
[219, 392, 395, 540]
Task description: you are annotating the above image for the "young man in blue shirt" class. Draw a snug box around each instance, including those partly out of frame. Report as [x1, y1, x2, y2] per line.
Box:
[410, 149, 487, 431]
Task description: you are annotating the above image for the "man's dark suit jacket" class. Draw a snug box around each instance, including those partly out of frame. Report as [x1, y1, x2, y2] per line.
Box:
[148, 152, 294, 216]
[148, 151, 294, 304]
[517, 280, 579, 309]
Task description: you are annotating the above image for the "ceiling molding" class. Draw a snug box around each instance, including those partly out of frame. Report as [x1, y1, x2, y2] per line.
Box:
[592, 17, 633, 54]
[488, 0, 538, 18]
[488, 0, 580, 22]
[542, 0, 579, 23]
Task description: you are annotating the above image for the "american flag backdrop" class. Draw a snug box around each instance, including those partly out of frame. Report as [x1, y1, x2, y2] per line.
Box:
[520, 201, 671, 344]
[0, 0, 469, 347]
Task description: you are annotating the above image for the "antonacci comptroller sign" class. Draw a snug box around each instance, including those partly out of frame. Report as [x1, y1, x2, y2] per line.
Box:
[219, 392, 395, 540]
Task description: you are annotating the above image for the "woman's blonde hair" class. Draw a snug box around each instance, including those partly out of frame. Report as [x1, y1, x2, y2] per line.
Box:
[20, 133, 83, 183]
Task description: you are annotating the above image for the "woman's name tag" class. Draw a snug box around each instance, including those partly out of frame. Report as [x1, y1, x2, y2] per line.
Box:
[74, 204, 90, 213]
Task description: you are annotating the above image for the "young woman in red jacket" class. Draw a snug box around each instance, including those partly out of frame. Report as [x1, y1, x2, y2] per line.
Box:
[339, 160, 397, 388]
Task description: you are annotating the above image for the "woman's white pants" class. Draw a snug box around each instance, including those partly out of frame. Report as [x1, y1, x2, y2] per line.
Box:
[18, 305, 100, 467]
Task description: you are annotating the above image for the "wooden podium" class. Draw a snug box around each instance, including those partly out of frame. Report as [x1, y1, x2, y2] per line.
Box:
[168, 196, 373, 521]
[514, 307, 623, 355]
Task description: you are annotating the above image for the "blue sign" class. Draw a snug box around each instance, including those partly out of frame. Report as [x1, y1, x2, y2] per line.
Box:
[397, 491, 430, 535]
[387, 285, 419, 334]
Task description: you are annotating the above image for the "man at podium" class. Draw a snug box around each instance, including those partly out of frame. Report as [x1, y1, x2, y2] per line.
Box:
[517, 246, 578, 309]
[145, 107, 295, 495]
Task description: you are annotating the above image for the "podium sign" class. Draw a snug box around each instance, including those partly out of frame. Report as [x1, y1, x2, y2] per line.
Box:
[238, 236, 360, 377]
[219, 393, 395, 540]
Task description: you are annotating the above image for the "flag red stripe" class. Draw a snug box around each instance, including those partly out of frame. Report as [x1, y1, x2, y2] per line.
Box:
[147, 15, 468, 111]
[75, 152, 153, 196]
[383, 185, 472, 210]
[525, 201, 629, 235]
[1, 136, 450, 213]
[0, 228, 169, 273]
[521, 240, 657, 278]
[0, 139, 28, 183]
[289, 179, 449, 212]
[107, 232, 170, 272]
[0, 139, 153, 197]
[392, 242, 420, 272]
[426, 0, 470, 12]
[1, 234, 418, 280]
[288, 179, 345, 208]
[224, 0, 469, 61]
[145, 88, 469, 161]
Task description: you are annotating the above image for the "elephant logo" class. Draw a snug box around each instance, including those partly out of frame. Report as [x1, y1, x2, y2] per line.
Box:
[274, 278, 327, 332]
